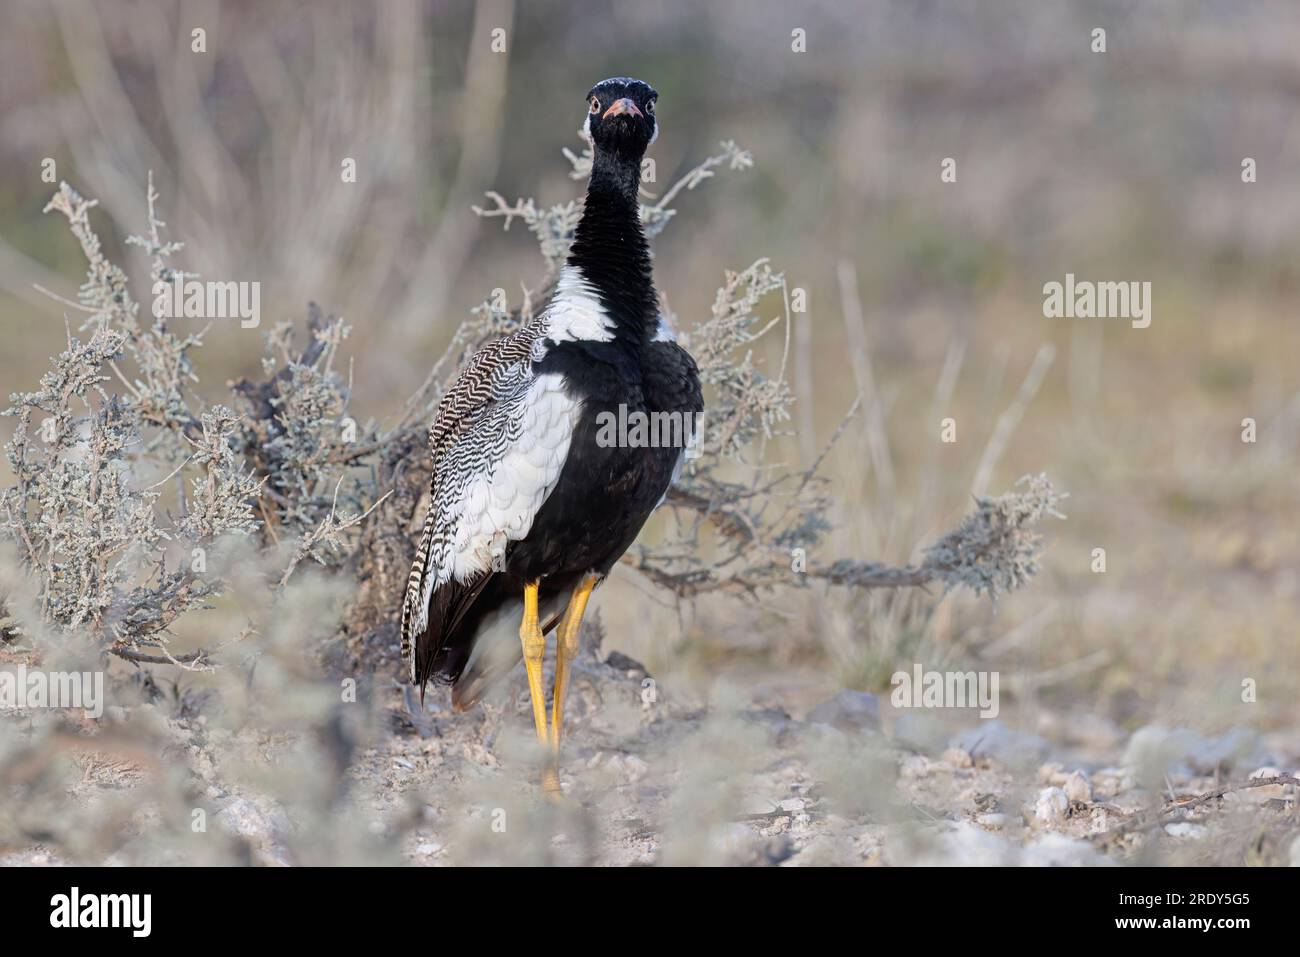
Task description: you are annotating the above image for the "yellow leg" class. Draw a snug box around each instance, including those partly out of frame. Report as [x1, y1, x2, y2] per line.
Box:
[550, 574, 598, 755]
[518, 580, 550, 747]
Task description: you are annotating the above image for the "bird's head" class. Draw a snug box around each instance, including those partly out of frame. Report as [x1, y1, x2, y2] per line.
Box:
[582, 76, 658, 160]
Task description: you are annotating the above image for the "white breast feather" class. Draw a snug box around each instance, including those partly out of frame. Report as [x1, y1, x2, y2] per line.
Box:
[651, 312, 677, 342]
[544, 265, 614, 343]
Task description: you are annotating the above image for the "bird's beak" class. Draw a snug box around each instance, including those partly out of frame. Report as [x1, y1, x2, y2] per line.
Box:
[603, 97, 643, 119]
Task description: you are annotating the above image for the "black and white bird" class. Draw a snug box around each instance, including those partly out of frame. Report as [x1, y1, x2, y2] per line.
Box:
[400, 77, 702, 793]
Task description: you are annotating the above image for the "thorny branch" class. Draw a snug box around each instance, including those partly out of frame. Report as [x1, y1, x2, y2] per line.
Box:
[1092, 774, 1300, 844]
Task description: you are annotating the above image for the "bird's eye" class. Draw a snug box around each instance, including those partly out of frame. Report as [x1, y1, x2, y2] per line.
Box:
[646, 99, 656, 114]
[589, 96, 600, 114]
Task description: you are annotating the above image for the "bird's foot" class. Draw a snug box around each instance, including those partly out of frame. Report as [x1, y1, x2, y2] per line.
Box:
[540, 763, 563, 801]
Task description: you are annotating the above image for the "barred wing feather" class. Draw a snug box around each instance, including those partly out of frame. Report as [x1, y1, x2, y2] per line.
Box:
[400, 323, 578, 687]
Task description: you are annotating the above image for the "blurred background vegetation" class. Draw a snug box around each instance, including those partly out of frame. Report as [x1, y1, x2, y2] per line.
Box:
[2, 0, 1297, 768]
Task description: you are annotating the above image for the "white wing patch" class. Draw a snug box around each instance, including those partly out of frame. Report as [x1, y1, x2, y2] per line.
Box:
[544, 265, 614, 343]
[411, 370, 579, 637]
[448, 373, 578, 580]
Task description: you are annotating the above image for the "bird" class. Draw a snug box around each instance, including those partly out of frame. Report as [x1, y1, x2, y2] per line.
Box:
[400, 77, 703, 794]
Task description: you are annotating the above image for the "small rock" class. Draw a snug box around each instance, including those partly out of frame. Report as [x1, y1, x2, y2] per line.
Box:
[1091, 766, 1137, 797]
[740, 792, 782, 816]
[900, 754, 937, 780]
[216, 798, 275, 839]
[942, 747, 974, 769]
[216, 797, 292, 866]
[1244, 766, 1290, 803]
[1123, 724, 1272, 778]
[621, 754, 649, 782]
[952, 721, 1051, 767]
[1189, 728, 1271, 775]
[1038, 762, 1066, 784]
[415, 840, 444, 856]
[1063, 770, 1093, 804]
[1034, 787, 1069, 825]
[976, 812, 1008, 830]
[460, 742, 500, 768]
[1164, 822, 1207, 839]
[806, 690, 880, 733]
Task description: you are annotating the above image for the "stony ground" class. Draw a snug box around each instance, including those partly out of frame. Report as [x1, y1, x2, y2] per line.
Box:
[3, 637, 1298, 867]
[364, 646, 1300, 866]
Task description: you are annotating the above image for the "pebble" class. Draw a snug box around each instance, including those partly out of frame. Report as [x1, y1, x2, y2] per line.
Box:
[806, 690, 880, 733]
[952, 721, 1050, 767]
[1091, 766, 1137, 796]
[216, 798, 292, 866]
[1244, 766, 1291, 803]
[1123, 724, 1271, 777]
[621, 755, 649, 781]
[1034, 786, 1069, 825]
[942, 747, 974, 768]
[1063, 770, 1093, 804]
[900, 754, 937, 780]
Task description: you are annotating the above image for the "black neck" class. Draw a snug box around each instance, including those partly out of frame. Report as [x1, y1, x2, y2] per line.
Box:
[567, 148, 655, 347]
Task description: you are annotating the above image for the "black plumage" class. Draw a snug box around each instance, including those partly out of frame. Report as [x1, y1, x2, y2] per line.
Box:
[401, 79, 700, 783]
